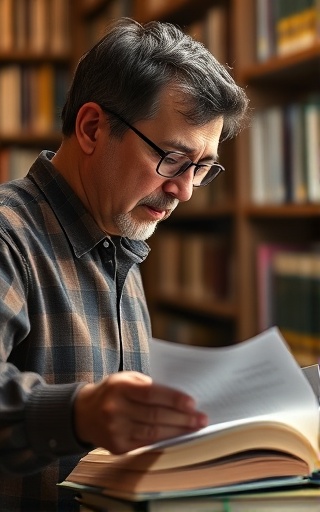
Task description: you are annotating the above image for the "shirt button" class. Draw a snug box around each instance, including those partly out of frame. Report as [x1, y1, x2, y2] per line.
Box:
[103, 240, 109, 248]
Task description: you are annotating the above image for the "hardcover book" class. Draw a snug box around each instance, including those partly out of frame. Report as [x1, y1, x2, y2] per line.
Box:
[60, 328, 320, 502]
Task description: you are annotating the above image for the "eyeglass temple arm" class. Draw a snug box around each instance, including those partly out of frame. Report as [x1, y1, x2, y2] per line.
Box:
[101, 106, 166, 158]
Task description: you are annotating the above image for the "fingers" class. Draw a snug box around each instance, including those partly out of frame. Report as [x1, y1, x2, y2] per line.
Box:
[129, 417, 205, 444]
[124, 397, 207, 432]
[116, 371, 199, 413]
[73, 371, 209, 456]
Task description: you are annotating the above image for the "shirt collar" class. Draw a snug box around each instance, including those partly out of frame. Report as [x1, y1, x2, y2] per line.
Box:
[28, 150, 150, 261]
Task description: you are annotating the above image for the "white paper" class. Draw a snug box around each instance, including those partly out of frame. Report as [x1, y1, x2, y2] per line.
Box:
[149, 327, 319, 451]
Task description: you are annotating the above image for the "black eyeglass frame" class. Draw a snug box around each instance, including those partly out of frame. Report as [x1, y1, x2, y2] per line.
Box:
[100, 106, 225, 187]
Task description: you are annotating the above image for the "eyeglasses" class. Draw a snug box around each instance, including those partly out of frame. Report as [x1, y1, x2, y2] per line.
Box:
[100, 106, 225, 187]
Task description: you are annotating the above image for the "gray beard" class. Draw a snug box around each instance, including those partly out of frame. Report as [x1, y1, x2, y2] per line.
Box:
[113, 212, 158, 240]
[113, 191, 179, 240]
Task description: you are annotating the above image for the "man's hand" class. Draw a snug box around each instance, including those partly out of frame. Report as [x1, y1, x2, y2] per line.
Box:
[73, 371, 208, 454]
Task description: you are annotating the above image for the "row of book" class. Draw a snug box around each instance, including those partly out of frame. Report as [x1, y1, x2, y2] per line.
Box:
[84, 0, 131, 48]
[257, 243, 320, 366]
[257, 0, 320, 62]
[186, 4, 228, 65]
[155, 230, 233, 303]
[0, 0, 70, 54]
[0, 147, 42, 183]
[250, 98, 320, 204]
[0, 64, 69, 135]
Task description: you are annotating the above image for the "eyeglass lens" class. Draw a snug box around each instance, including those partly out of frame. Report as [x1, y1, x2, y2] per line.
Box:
[158, 152, 222, 186]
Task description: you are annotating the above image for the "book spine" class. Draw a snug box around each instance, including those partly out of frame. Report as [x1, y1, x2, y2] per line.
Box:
[250, 96, 320, 205]
[272, 250, 320, 365]
[0, 0, 69, 53]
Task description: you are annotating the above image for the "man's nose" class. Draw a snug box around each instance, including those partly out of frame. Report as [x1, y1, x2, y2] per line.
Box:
[161, 167, 194, 202]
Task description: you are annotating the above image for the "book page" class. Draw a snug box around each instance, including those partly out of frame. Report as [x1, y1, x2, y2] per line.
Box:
[149, 327, 319, 450]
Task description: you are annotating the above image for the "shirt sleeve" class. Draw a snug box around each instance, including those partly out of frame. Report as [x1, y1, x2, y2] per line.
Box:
[0, 364, 88, 474]
[0, 234, 90, 475]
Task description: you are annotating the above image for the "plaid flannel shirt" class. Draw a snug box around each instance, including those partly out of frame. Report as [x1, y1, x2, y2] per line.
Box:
[0, 151, 151, 511]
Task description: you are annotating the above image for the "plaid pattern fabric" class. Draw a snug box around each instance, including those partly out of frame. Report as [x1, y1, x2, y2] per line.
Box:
[0, 151, 151, 511]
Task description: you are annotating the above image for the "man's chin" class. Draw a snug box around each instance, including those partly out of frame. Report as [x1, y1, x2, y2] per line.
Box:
[131, 223, 158, 241]
[117, 220, 158, 241]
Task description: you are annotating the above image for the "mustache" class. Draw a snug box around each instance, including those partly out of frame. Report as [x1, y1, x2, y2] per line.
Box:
[137, 193, 179, 211]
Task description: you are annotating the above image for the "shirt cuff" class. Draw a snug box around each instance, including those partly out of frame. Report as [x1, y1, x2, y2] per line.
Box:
[25, 382, 93, 457]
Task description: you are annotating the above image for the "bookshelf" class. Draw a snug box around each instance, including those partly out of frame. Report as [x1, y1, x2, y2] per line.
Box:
[0, 0, 72, 181]
[2, 0, 320, 364]
[231, 0, 320, 365]
[132, 0, 320, 365]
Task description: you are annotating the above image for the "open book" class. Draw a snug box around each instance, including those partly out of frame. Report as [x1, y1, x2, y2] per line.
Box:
[61, 327, 320, 501]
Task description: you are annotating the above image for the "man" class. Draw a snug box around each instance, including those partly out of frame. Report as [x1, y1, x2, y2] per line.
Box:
[0, 17, 249, 511]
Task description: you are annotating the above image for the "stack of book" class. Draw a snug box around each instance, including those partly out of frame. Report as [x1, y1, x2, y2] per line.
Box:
[60, 328, 320, 510]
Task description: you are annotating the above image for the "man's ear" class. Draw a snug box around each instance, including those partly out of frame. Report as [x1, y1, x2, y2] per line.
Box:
[75, 102, 103, 154]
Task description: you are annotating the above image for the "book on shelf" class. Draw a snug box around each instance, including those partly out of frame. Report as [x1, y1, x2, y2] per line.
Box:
[155, 230, 182, 295]
[283, 103, 308, 203]
[272, 250, 320, 365]
[0, 65, 21, 135]
[304, 98, 320, 203]
[277, 0, 319, 57]
[249, 107, 285, 204]
[85, 0, 132, 47]
[156, 230, 232, 301]
[256, 0, 276, 61]
[256, 243, 305, 332]
[151, 311, 232, 348]
[0, 147, 40, 182]
[36, 64, 55, 133]
[255, 0, 320, 61]
[250, 97, 320, 205]
[181, 233, 205, 298]
[185, 5, 228, 67]
[60, 327, 320, 503]
[0, 0, 70, 54]
[0, 64, 69, 136]
[205, 4, 228, 64]
[256, 243, 289, 332]
[0, 0, 14, 51]
[249, 109, 266, 204]
[29, 0, 49, 53]
[50, 0, 70, 55]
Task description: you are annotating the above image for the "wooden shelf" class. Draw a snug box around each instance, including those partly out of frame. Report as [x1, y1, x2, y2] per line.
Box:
[240, 44, 320, 87]
[171, 203, 236, 220]
[156, 292, 237, 320]
[244, 204, 320, 218]
[0, 52, 71, 63]
[80, 0, 111, 18]
[134, 0, 216, 25]
[0, 133, 62, 146]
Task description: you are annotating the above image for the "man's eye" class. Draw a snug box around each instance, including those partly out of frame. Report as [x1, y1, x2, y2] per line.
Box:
[163, 153, 187, 166]
[163, 155, 179, 165]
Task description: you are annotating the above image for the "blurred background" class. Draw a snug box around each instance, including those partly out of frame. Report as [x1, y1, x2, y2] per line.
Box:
[1, 0, 320, 366]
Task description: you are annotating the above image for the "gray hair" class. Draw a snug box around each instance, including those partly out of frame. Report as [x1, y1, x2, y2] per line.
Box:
[61, 17, 249, 140]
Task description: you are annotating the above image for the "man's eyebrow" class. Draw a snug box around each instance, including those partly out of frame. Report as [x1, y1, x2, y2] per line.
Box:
[162, 138, 218, 162]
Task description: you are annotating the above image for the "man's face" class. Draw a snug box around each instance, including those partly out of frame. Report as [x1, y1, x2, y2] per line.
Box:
[84, 90, 224, 240]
